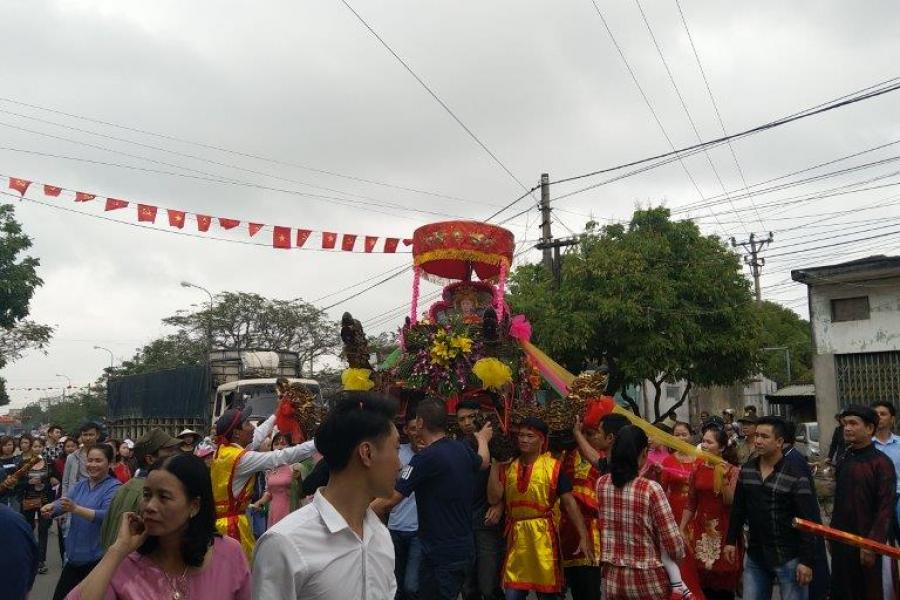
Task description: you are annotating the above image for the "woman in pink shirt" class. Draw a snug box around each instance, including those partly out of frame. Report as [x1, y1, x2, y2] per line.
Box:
[67, 453, 250, 600]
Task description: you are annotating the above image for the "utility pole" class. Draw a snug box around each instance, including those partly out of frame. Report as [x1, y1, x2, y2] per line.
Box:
[539, 173, 553, 273]
[730, 232, 774, 303]
[535, 173, 578, 288]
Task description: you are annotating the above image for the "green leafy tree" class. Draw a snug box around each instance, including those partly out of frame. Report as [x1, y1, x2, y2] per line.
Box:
[754, 300, 813, 385]
[508, 207, 760, 419]
[116, 292, 339, 377]
[0, 204, 53, 405]
[19, 386, 107, 433]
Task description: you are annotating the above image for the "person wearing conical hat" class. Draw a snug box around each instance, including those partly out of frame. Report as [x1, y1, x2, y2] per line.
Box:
[488, 416, 593, 599]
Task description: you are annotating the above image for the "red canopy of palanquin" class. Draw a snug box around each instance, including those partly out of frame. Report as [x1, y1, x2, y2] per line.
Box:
[412, 221, 515, 282]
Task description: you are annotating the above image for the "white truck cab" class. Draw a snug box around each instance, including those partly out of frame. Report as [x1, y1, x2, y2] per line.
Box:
[212, 378, 322, 425]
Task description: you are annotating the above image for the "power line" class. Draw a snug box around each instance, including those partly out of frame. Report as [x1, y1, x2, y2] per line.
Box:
[338, 0, 535, 201]
[4, 189, 415, 253]
[320, 267, 411, 311]
[586, 0, 728, 236]
[632, 0, 748, 235]
[0, 96, 476, 206]
[0, 121, 471, 222]
[547, 76, 900, 199]
[673, 0, 764, 229]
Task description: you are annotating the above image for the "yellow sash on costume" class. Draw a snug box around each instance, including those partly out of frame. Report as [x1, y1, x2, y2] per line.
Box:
[502, 453, 563, 593]
[211, 444, 256, 560]
[560, 450, 601, 568]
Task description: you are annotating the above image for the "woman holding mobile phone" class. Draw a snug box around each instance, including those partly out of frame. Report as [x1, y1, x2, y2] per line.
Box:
[67, 453, 250, 600]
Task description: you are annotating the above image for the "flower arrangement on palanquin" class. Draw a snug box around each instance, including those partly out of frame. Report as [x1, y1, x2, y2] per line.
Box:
[274, 378, 327, 443]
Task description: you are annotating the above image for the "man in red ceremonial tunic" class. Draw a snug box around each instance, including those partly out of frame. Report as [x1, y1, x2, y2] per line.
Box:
[488, 417, 593, 600]
[560, 407, 608, 600]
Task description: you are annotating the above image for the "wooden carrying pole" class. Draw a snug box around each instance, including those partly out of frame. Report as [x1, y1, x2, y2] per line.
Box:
[793, 518, 900, 560]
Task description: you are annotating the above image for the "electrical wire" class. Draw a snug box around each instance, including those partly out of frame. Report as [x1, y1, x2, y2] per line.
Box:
[0, 96, 476, 206]
[633, 0, 748, 235]
[0, 121, 471, 222]
[586, 0, 728, 237]
[338, 0, 536, 203]
[674, 0, 764, 229]
[546, 76, 900, 200]
[3, 189, 414, 253]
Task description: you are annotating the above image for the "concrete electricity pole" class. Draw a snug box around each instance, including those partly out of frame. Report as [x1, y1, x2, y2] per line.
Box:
[539, 173, 553, 272]
[535, 173, 578, 287]
[730, 232, 774, 303]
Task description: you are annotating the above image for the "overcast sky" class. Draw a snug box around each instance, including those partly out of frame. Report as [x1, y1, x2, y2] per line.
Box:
[2, 0, 899, 410]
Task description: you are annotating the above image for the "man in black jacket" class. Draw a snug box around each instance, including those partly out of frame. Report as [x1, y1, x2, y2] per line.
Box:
[725, 416, 818, 600]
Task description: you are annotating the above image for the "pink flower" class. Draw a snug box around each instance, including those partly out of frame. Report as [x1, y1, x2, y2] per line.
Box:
[508, 314, 532, 342]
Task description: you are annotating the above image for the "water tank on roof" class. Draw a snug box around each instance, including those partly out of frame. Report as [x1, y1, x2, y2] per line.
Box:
[240, 351, 280, 373]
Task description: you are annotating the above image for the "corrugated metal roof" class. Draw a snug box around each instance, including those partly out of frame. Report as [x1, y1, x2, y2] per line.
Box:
[768, 384, 816, 397]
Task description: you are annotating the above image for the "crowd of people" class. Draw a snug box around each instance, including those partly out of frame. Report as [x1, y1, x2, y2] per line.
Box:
[1, 396, 899, 600]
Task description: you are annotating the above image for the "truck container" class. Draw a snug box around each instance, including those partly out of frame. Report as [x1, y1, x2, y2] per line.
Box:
[107, 349, 319, 441]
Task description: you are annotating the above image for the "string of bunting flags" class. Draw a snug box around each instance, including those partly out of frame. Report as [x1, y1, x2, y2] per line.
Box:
[6, 175, 414, 253]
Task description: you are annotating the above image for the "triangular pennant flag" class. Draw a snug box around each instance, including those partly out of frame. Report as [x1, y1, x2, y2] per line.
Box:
[402, 238, 413, 247]
[273, 226, 291, 249]
[137, 204, 158, 223]
[75, 192, 96, 203]
[43, 185, 62, 197]
[322, 232, 337, 249]
[384, 238, 399, 253]
[8, 178, 31, 196]
[167, 209, 186, 229]
[218, 218, 240, 230]
[249, 223, 264, 237]
[197, 215, 212, 232]
[104, 198, 129, 211]
[341, 234, 357, 252]
[296, 229, 311, 248]
[364, 236, 378, 253]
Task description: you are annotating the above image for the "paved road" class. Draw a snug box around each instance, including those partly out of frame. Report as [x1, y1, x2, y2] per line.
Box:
[31, 520, 64, 599]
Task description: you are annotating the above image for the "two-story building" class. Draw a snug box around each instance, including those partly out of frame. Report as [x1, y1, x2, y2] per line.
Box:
[792, 255, 900, 441]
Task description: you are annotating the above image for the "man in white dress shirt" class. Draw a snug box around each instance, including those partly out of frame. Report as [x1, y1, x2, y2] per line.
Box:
[253, 392, 401, 600]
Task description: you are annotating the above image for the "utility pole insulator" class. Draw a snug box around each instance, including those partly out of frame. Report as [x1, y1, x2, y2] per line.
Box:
[731, 232, 774, 303]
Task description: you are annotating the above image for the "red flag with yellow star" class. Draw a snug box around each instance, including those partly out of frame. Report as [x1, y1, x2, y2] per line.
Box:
[8, 178, 31, 196]
[384, 238, 399, 253]
[9, 177, 31, 197]
[322, 232, 337, 249]
[197, 215, 212, 232]
[167, 210, 186, 229]
[137, 204, 158, 222]
[273, 226, 291, 249]
[249, 223, 264, 237]
[341, 234, 357, 252]
[218, 218, 240, 230]
[43, 185, 62, 197]
[296, 229, 311, 248]
[75, 192, 96, 203]
[365, 236, 378, 253]
[104, 198, 128, 211]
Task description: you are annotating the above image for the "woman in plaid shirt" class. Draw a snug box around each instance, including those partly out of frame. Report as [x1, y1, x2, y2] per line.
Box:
[595, 425, 686, 599]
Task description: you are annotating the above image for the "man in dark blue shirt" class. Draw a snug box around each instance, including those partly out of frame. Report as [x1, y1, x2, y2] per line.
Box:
[0, 503, 38, 600]
[374, 398, 492, 600]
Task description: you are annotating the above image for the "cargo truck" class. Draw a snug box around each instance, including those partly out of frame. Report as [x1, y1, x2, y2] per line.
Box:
[106, 349, 320, 441]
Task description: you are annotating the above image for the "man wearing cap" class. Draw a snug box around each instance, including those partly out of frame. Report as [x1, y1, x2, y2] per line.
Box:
[100, 428, 183, 549]
[735, 414, 758, 464]
[212, 406, 316, 560]
[830, 405, 897, 600]
[488, 416, 593, 599]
